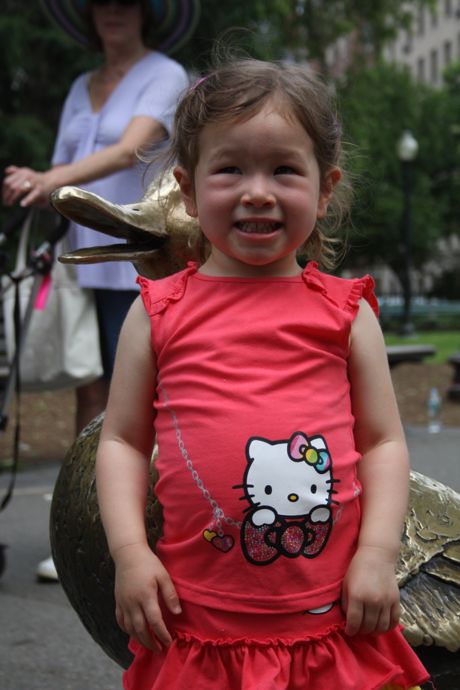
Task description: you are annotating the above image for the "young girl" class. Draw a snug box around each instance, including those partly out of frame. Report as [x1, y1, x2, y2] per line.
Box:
[96, 59, 430, 690]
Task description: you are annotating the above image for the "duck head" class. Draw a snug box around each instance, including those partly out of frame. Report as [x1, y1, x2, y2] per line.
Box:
[51, 171, 207, 279]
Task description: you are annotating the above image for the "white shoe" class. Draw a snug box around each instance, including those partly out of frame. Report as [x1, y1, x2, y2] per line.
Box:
[36, 556, 59, 582]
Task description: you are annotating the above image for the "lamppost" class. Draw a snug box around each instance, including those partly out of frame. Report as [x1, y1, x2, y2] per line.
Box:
[397, 130, 419, 336]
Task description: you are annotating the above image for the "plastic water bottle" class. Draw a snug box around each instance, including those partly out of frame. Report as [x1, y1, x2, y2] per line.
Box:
[427, 387, 442, 433]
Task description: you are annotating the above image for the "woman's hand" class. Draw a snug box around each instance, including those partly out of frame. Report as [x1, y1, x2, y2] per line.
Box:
[2, 165, 57, 208]
[113, 542, 182, 652]
[341, 544, 401, 637]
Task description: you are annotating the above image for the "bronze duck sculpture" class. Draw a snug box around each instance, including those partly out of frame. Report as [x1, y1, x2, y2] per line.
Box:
[53, 172, 206, 279]
[49, 174, 460, 673]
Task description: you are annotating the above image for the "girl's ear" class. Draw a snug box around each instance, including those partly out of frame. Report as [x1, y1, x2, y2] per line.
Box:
[174, 166, 198, 218]
[317, 167, 342, 219]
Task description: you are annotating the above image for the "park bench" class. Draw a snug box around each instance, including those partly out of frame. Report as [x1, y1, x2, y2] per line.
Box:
[385, 344, 437, 368]
[447, 352, 460, 400]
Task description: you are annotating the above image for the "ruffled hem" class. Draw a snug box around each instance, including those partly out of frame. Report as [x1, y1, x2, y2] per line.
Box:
[123, 624, 429, 690]
[173, 620, 344, 648]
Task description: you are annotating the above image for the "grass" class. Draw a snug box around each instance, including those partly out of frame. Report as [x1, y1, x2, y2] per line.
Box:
[384, 331, 460, 364]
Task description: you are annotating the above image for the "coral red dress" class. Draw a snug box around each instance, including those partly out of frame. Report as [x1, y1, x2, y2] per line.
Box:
[123, 262, 429, 690]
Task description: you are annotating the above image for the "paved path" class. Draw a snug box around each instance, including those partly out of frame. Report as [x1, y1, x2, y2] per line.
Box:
[0, 463, 122, 690]
[405, 424, 460, 491]
[0, 425, 459, 690]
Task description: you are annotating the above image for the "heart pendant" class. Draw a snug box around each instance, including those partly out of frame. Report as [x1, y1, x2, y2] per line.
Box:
[210, 534, 234, 553]
[203, 529, 217, 542]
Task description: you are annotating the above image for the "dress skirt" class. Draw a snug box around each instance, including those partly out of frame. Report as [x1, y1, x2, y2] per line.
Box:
[123, 600, 429, 690]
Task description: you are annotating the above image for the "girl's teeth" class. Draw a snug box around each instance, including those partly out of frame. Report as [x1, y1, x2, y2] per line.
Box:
[238, 222, 279, 234]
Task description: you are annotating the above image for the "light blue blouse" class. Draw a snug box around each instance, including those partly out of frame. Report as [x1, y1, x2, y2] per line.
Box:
[52, 51, 189, 289]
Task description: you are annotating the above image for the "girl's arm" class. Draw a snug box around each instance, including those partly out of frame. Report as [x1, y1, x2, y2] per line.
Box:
[2, 115, 166, 208]
[96, 296, 181, 652]
[343, 298, 409, 637]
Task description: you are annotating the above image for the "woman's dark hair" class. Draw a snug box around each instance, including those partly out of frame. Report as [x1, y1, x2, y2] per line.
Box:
[84, 0, 156, 51]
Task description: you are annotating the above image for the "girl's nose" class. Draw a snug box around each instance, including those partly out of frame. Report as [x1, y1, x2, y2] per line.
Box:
[241, 177, 275, 208]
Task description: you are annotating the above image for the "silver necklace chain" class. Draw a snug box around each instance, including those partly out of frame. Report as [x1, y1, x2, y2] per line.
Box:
[158, 380, 241, 535]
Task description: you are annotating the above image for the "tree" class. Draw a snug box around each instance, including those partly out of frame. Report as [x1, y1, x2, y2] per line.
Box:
[0, 2, 95, 169]
[420, 61, 460, 239]
[336, 60, 459, 276]
[261, 0, 436, 71]
[0, 0, 444, 241]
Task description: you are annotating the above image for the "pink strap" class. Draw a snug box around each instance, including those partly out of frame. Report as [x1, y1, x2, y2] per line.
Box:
[34, 274, 52, 310]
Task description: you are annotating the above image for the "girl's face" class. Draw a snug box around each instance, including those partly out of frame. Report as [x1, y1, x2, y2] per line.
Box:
[91, 0, 143, 49]
[175, 103, 341, 278]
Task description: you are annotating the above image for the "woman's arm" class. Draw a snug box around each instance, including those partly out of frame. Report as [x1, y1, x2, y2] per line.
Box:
[2, 115, 166, 207]
[342, 298, 409, 636]
[96, 296, 181, 651]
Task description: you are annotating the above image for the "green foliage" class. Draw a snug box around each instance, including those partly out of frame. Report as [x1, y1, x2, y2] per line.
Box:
[254, 0, 435, 69]
[430, 271, 460, 300]
[337, 61, 459, 274]
[174, 0, 294, 68]
[419, 61, 460, 239]
[175, 0, 436, 70]
[0, 2, 95, 164]
[0, 0, 456, 279]
[0, 0, 95, 229]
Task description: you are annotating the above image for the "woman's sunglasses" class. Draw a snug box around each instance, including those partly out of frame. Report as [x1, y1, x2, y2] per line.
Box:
[92, 0, 140, 6]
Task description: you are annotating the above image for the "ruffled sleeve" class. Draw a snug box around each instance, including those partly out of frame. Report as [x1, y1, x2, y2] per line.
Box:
[344, 275, 379, 319]
[137, 263, 198, 316]
[303, 262, 379, 320]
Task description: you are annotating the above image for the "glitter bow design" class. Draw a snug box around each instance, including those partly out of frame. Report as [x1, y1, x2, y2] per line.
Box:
[288, 432, 331, 474]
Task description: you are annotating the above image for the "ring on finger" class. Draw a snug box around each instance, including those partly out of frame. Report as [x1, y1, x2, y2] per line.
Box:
[22, 180, 32, 191]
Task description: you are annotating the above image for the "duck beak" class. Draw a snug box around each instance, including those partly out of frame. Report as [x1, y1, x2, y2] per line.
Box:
[50, 172, 205, 279]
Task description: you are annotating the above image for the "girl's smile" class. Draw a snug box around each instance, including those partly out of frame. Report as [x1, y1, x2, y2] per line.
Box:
[175, 103, 340, 278]
[235, 220, 283, 235]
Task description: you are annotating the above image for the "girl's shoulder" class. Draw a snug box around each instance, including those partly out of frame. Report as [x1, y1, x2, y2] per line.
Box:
[137, 263, 198, 316]
[304, 262, 379, 319]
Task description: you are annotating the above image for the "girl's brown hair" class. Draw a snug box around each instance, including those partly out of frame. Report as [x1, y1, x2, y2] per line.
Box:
[167, 59, 352, 268]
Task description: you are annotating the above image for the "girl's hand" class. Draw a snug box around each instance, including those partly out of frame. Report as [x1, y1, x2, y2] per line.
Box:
[2, 165, 54, 208]
[113, 543, 182, 652]
[341, 545, 401, 637]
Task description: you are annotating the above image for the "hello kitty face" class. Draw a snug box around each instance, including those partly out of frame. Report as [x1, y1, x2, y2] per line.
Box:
[241, 432, 334, 527]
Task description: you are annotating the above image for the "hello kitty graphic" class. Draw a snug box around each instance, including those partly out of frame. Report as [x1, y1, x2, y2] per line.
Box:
[235, 431, 338, 565]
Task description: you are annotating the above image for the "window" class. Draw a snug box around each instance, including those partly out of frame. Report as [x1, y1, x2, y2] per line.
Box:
[430, 7, 438, 27]
[430, 48, 439, 84]
[444, 40, 452, 66]
[403, 31, 412, 54]
[445, 0, 453, 16]
[417, 57, 426, 82]
[417, 5, 425, 35]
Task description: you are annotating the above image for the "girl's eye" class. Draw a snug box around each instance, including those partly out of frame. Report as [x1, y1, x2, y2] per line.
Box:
[274, 165, 297, 175]
[217, 166, 241, 174]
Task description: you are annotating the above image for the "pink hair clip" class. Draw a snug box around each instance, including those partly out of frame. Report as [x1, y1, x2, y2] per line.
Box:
[189, 75, 208, 91]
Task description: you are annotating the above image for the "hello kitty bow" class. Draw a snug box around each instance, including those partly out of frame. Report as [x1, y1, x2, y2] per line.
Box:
[288, 432, 331, 473]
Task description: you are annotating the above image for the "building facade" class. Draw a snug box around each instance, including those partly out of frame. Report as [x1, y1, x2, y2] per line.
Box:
[325, 0, 460, 86]
[384, 0, 460, 86]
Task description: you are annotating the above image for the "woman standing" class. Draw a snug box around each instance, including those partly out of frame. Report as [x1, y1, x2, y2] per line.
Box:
[2, 0, 195, 580]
